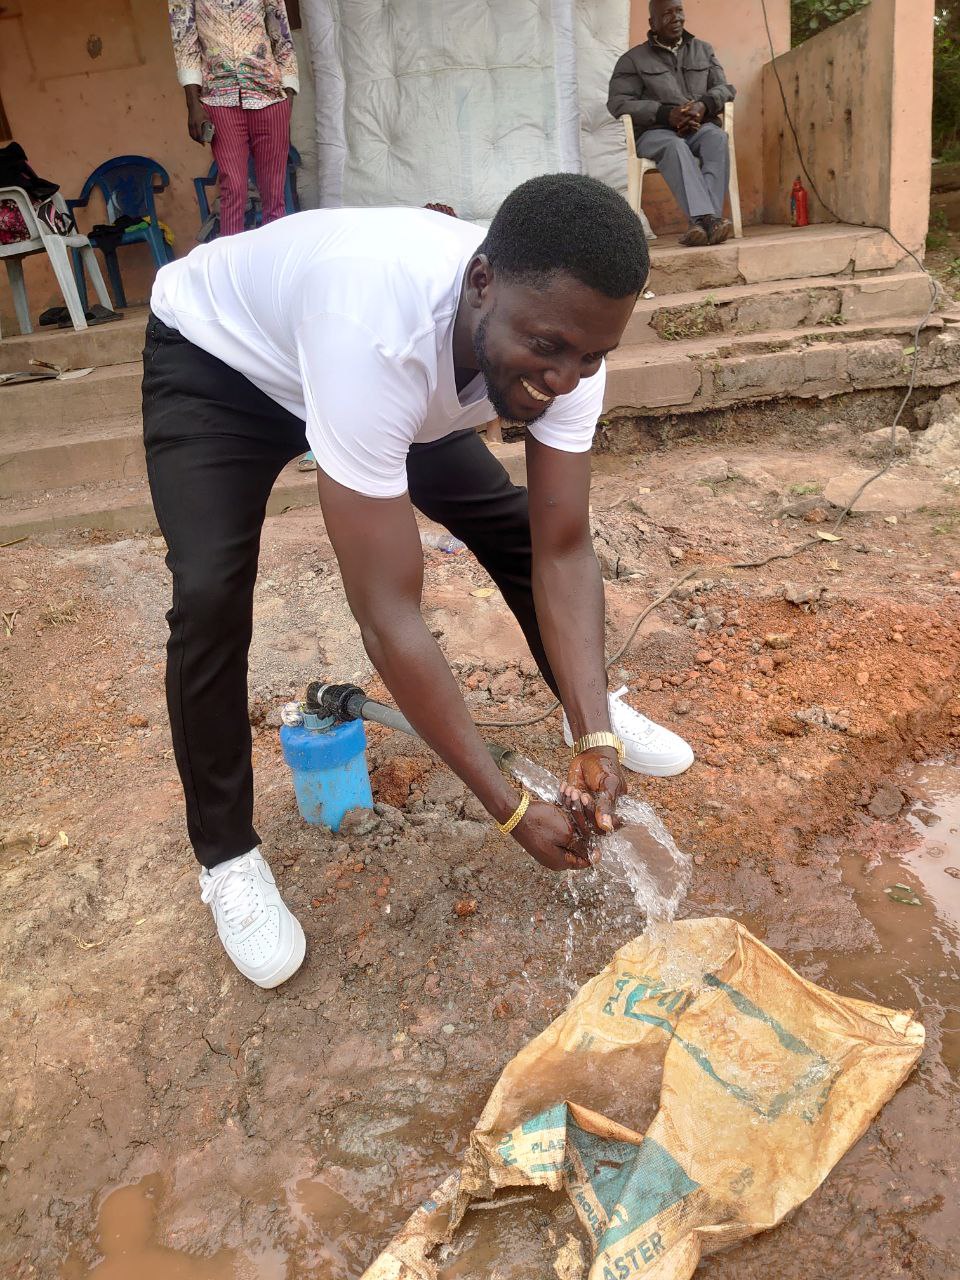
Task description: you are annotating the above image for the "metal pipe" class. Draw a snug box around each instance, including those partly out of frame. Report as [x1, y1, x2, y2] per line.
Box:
[358, 699, 416, 736]
[313, 682, 516, 775]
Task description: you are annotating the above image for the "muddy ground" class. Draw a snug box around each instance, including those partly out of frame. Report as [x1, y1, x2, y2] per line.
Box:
[2, 390, 960, 1279]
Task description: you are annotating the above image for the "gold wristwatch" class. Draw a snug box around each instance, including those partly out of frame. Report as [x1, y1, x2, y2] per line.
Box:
[572, 731, 625, 763]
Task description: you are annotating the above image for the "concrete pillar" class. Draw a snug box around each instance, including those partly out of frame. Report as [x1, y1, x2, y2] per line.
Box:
[889, 0, 934, 251]
[762, 0, 934, 254]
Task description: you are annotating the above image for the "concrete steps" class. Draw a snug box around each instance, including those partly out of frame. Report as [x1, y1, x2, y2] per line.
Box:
[0, 459, 319, 542]
[605, 313, 958, 412]
[644, 222, 905, 295]
[0, 416, 145, 500]
[0, 222, 953, 536]
[624, 271, 935, 346]
[0, 361, 142, 433]
[0, 309, 147, 375]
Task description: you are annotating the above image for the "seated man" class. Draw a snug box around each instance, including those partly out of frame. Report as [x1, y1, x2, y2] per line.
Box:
[608, 0, 736, 247]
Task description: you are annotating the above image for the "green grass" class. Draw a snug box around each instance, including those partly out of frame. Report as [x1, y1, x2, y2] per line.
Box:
[918, 504, 960, 535]
[927, 209, 952, 252]
[655, 297, 721, 342]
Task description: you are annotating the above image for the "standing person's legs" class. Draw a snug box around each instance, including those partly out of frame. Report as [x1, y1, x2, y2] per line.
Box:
[247, 97, 292, 225]
[686, 122, 730, 219]
[636, 126, 714, 221]
[405, 430, 560, 699]
[142, 314, 309, 869]
[206, 105, 251, 235]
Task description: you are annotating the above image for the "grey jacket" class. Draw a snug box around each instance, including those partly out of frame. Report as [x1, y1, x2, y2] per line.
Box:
[607, 31, 736, 135]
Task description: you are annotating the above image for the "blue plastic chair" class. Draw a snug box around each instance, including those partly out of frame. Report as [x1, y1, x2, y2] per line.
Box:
[194, 145, 301, 240]
[67, 155, 174, 310]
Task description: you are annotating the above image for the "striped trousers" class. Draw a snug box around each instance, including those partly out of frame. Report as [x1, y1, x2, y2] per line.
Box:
[206, 96, 292, 237]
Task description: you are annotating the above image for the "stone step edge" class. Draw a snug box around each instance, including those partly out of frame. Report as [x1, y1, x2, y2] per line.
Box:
[0, 468, 318, 542]
[0, 413, 144, 455]
[0, 305, 941, 430]
[1, 315, 947, 459]
[626, 270, 937, 344]
[637, 269, 934, 315]
[608, 312, 944, 368]
[605, 318, 960, 413]
[0, 310, 149, 376]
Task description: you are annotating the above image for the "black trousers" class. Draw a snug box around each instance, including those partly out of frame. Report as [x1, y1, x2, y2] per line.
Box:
[142, 314, 559, 868]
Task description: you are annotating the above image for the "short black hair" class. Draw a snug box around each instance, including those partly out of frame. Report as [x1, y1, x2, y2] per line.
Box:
[481, 173, 649, 299]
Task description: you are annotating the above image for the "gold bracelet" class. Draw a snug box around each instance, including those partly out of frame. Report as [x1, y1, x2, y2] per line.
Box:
[572, 731, 625, 763]
[497, 789, 530, 836]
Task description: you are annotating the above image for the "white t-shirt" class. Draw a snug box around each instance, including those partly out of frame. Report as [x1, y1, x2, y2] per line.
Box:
[150, 208, 606, 499]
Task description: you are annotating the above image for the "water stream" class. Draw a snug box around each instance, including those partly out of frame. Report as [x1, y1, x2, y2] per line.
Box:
[502, 751, 691, 923]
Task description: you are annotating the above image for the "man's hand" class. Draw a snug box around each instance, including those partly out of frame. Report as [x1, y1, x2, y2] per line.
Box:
[678, 100, 706, 134]
[561, 747, 625, 836]
[512, 801, 593, 872]
[185, 87, 211, 144]
[668, 101, 705, 134]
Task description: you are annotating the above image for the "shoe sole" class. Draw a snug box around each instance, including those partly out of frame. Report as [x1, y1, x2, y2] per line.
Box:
[247, 918, 307, 989]
[622, 748, 695, 778]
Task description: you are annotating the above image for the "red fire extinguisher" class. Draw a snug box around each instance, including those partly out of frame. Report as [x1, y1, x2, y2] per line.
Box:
[791, 177, 810, 227]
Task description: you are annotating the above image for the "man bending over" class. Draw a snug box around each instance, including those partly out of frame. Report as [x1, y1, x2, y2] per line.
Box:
[144, 173, 694, 989]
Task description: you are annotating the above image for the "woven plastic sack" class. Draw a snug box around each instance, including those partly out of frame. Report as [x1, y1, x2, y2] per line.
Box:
[363, 917, 924, 1280]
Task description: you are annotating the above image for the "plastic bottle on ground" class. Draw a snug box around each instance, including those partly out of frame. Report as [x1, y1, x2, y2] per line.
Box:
[421, 531, 466, 553]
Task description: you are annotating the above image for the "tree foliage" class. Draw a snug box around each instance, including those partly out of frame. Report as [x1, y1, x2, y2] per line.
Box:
[790, 0, 868, 46]
[934, 14, 960, 152]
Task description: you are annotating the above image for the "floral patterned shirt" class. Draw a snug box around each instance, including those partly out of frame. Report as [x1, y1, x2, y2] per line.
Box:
[168, 0, 299, 110]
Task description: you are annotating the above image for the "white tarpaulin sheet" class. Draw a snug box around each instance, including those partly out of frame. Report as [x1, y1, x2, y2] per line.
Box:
[300, 0, 631, 221]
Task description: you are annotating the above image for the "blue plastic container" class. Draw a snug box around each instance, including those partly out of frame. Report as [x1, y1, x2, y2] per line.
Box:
[280, 714, 373, 831]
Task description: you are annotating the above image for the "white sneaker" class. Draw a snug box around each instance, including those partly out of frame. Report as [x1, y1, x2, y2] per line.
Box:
[563, 686, 694, 777]
[199, 848, 306, 989]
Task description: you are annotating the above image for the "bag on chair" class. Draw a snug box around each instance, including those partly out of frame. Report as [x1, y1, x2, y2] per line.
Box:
[0, 199, 30, 245]
[0, 141, 59, 202]
[0, 142, 74, 237]
[34, 197, 75, 236]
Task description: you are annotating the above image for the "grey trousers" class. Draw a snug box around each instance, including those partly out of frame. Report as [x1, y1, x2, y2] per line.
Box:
[637, 121, 729, 221]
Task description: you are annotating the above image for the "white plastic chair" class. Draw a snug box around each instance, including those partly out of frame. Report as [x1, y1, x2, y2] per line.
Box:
[623, 101, 742, 239]
[0, 187, 112, 337]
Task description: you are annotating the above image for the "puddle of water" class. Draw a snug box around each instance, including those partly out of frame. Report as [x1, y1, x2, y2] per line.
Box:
[838, 759, 960, 1073]
[61, 1174, 286, 1279]
[673, 759, 960, 1278]
[434, 1187, 579, 1280]
[286, 1175, 376, 1277]
[903, 759, 960, 938]
[730, 758, 960, 1076]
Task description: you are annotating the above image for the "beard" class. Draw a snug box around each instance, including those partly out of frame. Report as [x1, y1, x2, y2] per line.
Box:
[473, 312, 549, 426]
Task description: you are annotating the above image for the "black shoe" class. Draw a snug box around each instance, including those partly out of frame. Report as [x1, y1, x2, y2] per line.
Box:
[679, 220, 709, 247]
[56, 303, 123, 328]
[707, 217, 733, 246]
